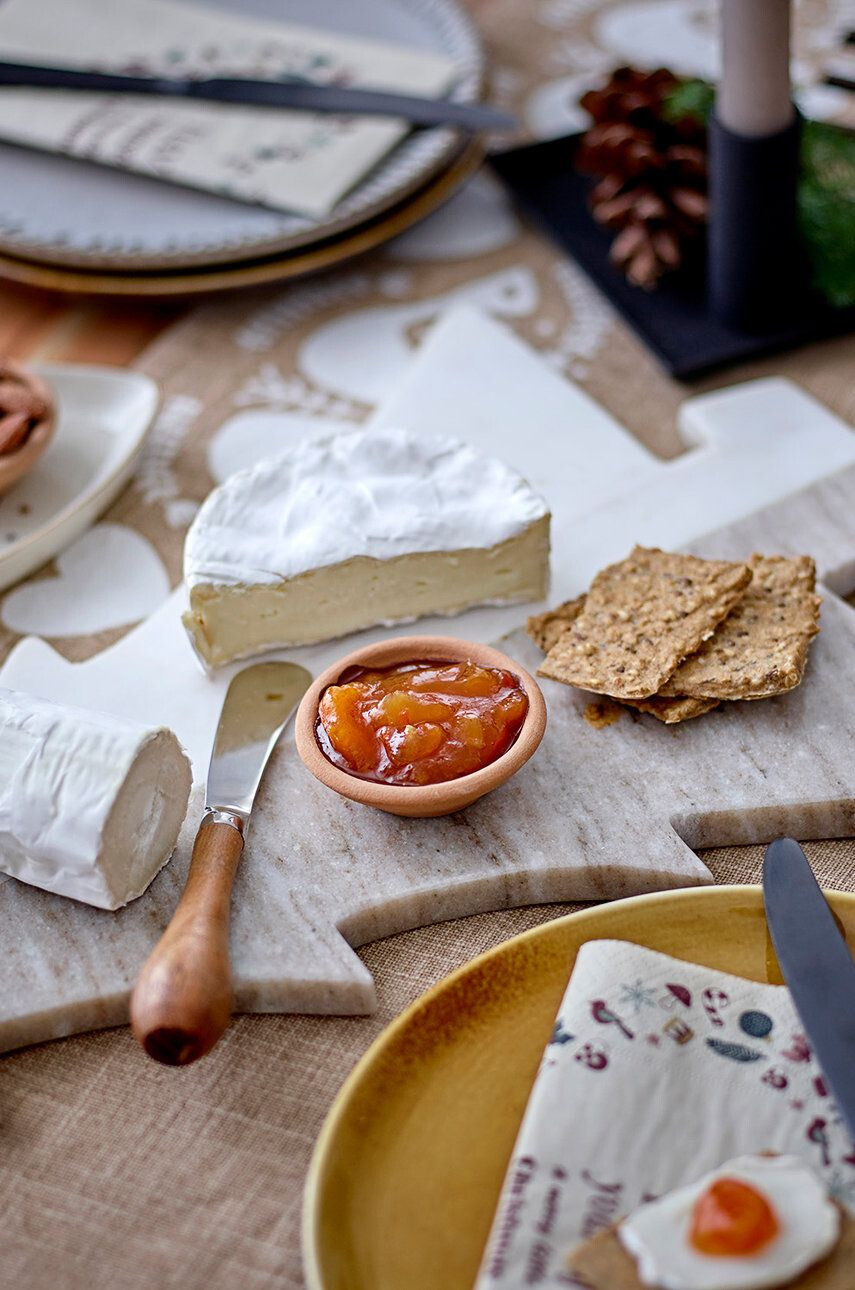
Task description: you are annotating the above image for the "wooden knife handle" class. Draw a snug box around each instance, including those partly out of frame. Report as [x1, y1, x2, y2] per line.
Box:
[130, 817, 244, 1067]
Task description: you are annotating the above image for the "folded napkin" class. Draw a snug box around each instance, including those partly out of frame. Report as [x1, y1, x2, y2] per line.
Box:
[0, 0, 458, 220]
[475, 940, 855, 1288]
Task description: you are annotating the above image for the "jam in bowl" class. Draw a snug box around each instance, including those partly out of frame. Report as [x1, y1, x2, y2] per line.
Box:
[295, 636, 547, 818]
[316, 658, 530, 788]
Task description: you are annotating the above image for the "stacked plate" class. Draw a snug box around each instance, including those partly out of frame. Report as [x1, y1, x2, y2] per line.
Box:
[0, 0, 485, 296]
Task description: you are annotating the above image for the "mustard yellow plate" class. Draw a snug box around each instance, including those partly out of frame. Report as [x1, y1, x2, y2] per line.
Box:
[303, 885, 855, 1290]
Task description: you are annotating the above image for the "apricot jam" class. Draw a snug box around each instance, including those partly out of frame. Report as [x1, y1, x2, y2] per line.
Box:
[316, 659, 529, 787]
[689, 1178, 779, 1257]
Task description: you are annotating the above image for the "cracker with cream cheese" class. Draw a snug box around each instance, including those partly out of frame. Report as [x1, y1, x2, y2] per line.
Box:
[567, 1207, 854, 1290]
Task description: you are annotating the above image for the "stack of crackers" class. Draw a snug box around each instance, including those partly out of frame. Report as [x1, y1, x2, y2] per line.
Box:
[528, 546, 821, 724]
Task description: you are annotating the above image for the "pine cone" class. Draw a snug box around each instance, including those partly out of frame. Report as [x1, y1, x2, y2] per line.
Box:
[577, 68, 708, 290]
[579, 66, 680, 130]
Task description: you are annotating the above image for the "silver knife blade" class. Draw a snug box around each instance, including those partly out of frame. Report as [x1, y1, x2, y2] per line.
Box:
[0, 60, 516, 132]
[206, 661, 312, 823]
[763, 837, 855, 1140]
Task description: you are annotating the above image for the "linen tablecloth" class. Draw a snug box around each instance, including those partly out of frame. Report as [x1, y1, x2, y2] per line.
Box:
[1, 2, 854, 1286]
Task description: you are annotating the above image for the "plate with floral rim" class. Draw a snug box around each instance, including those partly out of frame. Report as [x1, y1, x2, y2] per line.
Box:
[0, 0, 483, 271]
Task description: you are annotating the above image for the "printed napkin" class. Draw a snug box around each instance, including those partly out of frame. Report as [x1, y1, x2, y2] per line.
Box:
[475, 940, 855, 1288]
[0, 0, 458, 220]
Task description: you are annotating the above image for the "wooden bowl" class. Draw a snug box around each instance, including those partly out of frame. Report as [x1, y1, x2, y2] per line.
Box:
[0, 362, 56, 494]
[295, 635, 547, 819]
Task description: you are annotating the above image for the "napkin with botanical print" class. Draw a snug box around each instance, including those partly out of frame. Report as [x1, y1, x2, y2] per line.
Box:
[0, 0, 458, 220]
[475, 939, 855, 1288]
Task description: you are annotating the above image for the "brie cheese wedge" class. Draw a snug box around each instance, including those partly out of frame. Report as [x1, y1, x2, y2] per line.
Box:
[182, 427, 551, 668]
[0, 688, 192, 910]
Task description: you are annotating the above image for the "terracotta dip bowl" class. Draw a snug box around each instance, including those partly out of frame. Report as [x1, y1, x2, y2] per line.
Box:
[0, 360, 56, 494]
[295, 634, 547, 819]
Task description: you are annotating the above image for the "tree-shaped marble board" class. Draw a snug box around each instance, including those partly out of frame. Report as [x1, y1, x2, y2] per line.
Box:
[2, 308, 854, 1053]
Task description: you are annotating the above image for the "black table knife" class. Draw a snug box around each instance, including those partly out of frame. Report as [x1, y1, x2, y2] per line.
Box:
[763, 837, 855, 1141]
[0, 58, 516, 132]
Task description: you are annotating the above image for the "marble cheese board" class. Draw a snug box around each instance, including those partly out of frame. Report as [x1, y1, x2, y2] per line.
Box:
[1, 307, 855, 1053]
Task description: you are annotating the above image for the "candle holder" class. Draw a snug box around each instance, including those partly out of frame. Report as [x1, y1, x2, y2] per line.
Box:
[491, 4, 853, 378]
[707, 112, 805, 331]
[709, 0, 806, 331]
[491, 126, 853, 380]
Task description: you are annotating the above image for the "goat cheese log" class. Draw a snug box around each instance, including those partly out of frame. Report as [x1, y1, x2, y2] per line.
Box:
[0, 688, 192, 909]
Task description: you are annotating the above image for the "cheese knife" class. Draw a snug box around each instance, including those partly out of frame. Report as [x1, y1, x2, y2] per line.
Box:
[130, 660, 312, 1067]
[0, 59, 516, 132]
[763, 836, 855, 1140]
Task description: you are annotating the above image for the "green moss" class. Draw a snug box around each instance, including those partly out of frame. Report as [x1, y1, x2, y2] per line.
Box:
[799, 121, 855, 308]
[661, 77, 714, 128]
[661, 80, 855, 308]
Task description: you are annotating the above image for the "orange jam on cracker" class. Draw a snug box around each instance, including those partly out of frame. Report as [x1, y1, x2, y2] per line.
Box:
[316, 659, 529, 787]
[689, 1178, 780, 1257]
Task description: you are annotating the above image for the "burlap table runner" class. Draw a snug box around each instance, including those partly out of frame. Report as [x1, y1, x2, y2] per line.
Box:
[2, 2, 854, 1286]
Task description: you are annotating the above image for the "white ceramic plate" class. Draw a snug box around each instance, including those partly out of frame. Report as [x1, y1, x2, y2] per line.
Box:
[0, 364, 159, 592]
[0, 0, 483, 271]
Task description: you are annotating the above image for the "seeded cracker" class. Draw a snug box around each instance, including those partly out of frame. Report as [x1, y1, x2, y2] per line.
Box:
[537, 546, 752, 700]
[623, 694, 720, 723]
[567, 1208, 855, 1290]
[528, 598, 718, 723]
[527, 596, 586, 653]
[660, 554, 821, 700]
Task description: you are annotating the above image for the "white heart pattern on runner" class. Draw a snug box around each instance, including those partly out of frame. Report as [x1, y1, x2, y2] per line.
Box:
[2, 523, 170, 637]
[298, 266, 539, 405]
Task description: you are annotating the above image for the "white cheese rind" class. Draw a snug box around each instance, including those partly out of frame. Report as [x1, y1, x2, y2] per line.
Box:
[182, 426, 551, 665]
[184, 426, 550, 589]
[0, 687, 192, 910]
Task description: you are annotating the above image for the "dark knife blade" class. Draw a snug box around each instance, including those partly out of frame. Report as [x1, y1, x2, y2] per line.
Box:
[763, 837, 855, 1141]
[0, 59, 516, 131]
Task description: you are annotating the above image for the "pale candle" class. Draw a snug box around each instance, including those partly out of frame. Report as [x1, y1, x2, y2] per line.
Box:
[718, 0, 794, 137]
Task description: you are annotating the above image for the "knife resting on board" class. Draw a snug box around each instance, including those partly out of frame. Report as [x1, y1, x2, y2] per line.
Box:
[130, 661, 311, 1067]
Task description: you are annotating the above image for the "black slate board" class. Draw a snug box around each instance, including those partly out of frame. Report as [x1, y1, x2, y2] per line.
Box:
[490, 134, 854, 381]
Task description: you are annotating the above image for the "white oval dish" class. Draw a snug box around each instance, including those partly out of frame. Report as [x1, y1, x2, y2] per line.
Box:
[0, 364, 159, 592]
